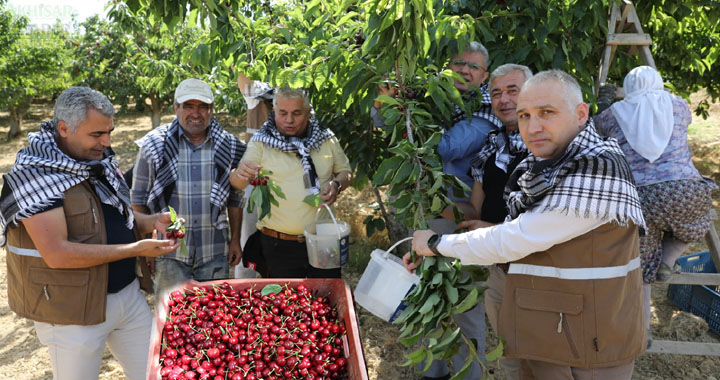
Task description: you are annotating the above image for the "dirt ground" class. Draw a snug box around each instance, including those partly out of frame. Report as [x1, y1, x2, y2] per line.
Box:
[0, 98, 719, 380]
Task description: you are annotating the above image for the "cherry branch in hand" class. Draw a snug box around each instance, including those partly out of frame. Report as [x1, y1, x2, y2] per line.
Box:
[247, 170, 286, 221]
[166, 206, 188, 256]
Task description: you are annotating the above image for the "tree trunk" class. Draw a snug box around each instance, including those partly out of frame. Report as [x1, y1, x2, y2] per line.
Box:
[7, 106, 23, 141]
[149, 94, 163, 128]
[134, 96, 146, 112]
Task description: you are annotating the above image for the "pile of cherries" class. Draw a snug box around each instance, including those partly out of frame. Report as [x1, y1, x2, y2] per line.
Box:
[158, 282, 348, 380]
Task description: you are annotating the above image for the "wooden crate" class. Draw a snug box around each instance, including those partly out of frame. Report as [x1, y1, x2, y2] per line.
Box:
[147, 278, 368, 380]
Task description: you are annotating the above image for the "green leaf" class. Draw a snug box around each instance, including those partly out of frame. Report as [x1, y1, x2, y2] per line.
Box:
[249, 186, 264, 219]
[303, 193, 323, 207]
[270, 183, 286, 200]
[392, 193, 412, 210]
[485, 339, 504, 362]
[429, 327, 461, 355]
[261, 284, 283, 296]
[444, 280, 459, 303]
[372, 156, 403, 186]
[168, 205, 177, 222]
[421, 349, 435, 372]
[430, 195, 443, 213]
[448, 356, 474, 380]
[463, 265, 489, 282]
[437, 257, 456, 272]
[376, 94, 400, 106]
[451, 287, 479, 314]
[424, 132, 442, 147]
[399, 329, 424, 346]
[418, 292, 440, 314]
[406, 346, 427, 364]
[391, 159, 414, 185]
[425, 327, 444, 341]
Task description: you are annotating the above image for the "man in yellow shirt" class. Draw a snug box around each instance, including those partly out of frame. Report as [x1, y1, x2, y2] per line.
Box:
[231, 87, 352, 278]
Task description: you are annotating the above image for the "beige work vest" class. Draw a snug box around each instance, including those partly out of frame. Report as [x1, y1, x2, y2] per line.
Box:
[499, 222, 646, 368]
[6, 182, 131, 325]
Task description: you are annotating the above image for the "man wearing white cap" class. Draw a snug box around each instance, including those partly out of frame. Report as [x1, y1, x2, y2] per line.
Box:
[131, 78, 246, 297]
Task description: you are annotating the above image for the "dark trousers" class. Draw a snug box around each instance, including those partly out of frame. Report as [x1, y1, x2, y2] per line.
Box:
[260, 234, 341, 278]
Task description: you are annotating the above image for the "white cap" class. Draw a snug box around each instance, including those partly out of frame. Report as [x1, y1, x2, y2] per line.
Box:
[174, 78, 213, 104]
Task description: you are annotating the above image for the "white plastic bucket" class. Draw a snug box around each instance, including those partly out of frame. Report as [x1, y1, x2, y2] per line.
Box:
[304, 204, 351, 269]
[353, 237, 419, 322]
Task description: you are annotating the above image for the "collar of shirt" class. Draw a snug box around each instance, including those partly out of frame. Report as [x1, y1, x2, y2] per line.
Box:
[178, 126, 212, 149]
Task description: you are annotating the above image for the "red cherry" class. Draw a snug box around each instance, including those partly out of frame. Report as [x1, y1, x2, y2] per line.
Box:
[207, 348, 220, 359]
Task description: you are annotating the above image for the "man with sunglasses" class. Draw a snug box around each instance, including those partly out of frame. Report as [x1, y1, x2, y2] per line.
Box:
[421, 41, 503, 380]
[373, 43, 502, 198]
[425, 42, 503, 380]
[439, 42, 504, 203]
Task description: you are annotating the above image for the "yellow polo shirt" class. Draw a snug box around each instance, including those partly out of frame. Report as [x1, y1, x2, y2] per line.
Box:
[243, 136, 351, 235]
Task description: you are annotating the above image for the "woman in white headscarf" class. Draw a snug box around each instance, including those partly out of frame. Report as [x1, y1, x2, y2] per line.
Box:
[594, 66, 717, 347]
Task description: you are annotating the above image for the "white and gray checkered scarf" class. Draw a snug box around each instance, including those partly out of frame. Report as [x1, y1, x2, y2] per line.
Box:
[251, 112, 334, 194]
[470, 127, 528, 181]
[135, 118, 244, 226]
[0, 121, 133, 246]
[451, 82, 503, 129]
[504, 119, 646, 228]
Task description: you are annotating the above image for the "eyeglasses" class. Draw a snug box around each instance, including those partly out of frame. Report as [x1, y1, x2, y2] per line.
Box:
[451, 59, 485, 72]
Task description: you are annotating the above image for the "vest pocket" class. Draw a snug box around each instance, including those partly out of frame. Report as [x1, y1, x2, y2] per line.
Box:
[27, 267, 90, 324]
[63, 192, 97, 242]
[514, 288, 585, 365]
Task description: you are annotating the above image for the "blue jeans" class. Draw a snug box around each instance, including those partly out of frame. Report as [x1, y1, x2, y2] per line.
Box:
[153, 255, 229, 299]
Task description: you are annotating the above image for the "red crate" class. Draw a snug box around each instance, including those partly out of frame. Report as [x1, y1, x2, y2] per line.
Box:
[147, 278, 368, 380]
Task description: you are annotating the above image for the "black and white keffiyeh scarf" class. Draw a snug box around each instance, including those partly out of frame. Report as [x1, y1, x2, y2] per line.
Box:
[470, 127, 528, 181]
[0, 121, 133, 246]
[504, 119, 646, 228]
[251, 112, 334, 194]
[136, 118, 245, 227]
[451, 82, 503, 129]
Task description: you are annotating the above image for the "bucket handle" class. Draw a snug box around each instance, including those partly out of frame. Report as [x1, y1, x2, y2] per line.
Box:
[383, 237, 413, 258]
[315, 203, 342, 239]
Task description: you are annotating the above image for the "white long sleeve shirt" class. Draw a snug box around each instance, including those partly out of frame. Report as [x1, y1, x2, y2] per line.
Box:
[436, 210, 605, 266]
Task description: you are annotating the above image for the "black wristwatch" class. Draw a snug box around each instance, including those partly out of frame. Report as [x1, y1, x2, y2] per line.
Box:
[427, 234, 443, 257]
[331, 179, 342, 192]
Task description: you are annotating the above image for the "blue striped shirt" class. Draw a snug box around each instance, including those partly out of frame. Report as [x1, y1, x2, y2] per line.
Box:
[132, 128, 243, 265]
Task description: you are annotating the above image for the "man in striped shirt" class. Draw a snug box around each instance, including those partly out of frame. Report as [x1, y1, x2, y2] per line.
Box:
[132, 79, 246, 297]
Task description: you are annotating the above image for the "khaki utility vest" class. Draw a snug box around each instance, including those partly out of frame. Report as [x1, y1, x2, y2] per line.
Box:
[7, 182, 112, 325]
[499, 222, 646, 368]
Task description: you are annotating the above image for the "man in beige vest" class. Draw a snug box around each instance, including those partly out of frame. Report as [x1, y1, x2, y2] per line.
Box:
[0, 87, 180, 380]
[406, 70, 646, 379]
